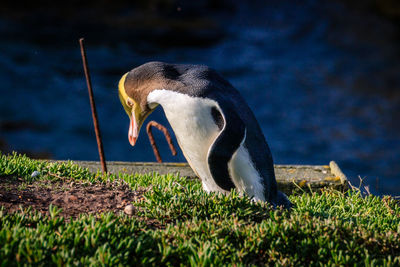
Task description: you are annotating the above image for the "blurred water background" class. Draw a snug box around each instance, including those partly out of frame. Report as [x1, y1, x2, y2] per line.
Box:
[0, 0, 399, 195]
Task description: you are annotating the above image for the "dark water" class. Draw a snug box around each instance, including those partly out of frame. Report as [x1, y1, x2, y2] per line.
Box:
[0, 1, 399, 195]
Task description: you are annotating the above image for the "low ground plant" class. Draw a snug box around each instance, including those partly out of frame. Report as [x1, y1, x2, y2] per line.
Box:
[0, 152, 399, 266]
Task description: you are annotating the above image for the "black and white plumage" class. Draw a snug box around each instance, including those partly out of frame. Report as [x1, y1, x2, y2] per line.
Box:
[118, 61, 291, 208]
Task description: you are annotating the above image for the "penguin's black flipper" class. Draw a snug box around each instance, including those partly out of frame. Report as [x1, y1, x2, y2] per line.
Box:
[207, 104, 246, 191]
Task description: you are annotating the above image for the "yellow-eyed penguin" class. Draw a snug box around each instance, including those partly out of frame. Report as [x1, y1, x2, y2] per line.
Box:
[118, 62, 291, 208]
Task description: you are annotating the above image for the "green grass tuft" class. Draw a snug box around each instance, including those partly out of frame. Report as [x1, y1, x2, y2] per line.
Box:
[1, 152, 399, 266]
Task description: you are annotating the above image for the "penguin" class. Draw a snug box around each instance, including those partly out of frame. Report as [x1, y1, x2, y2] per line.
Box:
[118, 61, 291, 208]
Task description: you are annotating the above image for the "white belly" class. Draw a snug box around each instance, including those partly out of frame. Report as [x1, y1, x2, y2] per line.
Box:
[147, 89, 227, 192]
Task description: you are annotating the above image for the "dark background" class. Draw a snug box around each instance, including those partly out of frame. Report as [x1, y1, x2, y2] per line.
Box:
[0, 0, 399, 195]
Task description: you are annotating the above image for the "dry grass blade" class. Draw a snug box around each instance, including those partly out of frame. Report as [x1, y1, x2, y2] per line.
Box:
[146, 121, 177, 163]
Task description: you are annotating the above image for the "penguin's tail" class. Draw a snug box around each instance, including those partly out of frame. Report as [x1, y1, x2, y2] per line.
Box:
[272, 190, 292, 210]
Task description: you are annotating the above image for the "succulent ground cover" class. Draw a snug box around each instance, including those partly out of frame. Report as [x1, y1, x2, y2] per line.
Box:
[0, 152, 399, 266]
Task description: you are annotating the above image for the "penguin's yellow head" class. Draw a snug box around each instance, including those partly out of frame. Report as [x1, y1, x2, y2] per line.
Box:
[118, 72, 154, 146]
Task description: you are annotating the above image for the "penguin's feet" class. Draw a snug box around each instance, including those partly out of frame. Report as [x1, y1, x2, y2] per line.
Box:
[272, 191, 292, 210]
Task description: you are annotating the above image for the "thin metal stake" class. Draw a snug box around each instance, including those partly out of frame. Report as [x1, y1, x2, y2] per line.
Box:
[79, 38, 107, 174]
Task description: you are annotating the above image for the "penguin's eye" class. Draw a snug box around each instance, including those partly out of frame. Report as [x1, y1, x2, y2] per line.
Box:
[126, 98, 134, 108]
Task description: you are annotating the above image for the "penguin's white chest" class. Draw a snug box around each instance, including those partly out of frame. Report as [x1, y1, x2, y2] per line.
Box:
[147, 90, 224, 191]
[147, 89, 265, 200]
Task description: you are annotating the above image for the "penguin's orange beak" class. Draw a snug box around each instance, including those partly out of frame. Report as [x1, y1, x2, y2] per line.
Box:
[127, 107, 151, 147]
[128, 109, 138, 146]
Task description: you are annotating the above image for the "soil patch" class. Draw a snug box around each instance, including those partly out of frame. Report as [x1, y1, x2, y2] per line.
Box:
[0, 175, 146, 220]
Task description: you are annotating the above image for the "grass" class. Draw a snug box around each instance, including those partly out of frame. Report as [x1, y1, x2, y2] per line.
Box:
[1, 152, 400, 266]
